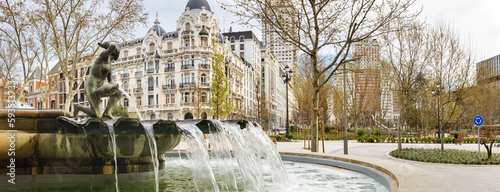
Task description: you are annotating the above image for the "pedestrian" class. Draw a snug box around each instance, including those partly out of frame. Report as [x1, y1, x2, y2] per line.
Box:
[458, 129, 462, 146]
[454, 132, 458, 145]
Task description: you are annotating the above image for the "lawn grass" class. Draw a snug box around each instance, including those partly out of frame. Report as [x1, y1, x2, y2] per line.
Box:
[390, 148, 500, 165]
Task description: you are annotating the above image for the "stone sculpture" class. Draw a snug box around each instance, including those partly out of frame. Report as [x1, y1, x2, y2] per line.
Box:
[74, 42, 122, 119]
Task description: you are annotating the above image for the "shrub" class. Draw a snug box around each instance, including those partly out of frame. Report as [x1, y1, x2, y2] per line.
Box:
[367, 136, 375, 143]
[374, 130, 382, 136]
[357, 129, 366, 137]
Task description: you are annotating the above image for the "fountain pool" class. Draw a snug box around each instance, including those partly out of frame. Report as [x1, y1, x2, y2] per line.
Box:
[2, 156, 388, 192]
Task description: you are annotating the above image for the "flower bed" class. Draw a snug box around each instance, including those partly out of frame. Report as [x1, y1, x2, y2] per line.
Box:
[390, 148, 500, 165]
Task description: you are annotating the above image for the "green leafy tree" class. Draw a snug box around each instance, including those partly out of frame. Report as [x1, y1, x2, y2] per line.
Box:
[209, 40, 232, 119]
[111, 105, 129, 117]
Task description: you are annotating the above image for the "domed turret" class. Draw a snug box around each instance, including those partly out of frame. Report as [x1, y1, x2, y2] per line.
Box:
[185, 0, 211, 12]
[147, 13, 166, 36]
[199, 26, 209, 37]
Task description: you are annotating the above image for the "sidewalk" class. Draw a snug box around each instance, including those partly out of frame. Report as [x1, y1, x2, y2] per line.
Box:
[276, 140, 500, 192]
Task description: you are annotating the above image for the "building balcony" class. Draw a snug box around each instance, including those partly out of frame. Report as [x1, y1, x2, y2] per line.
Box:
[181, 102, 192, 106]
[122, 89, 130, 94]
[148, 86, 154, 91]
[147, 69, 155, 74]
[144, 105, 160, 109]
[199, 64, 210, 69]
[134, 87, 142, 93]
[163, 49, 176, 54]
[180, 45, 212, 52]
[162, 84, 176, 90]
[179, 82, 196, 89]
[162, 103, 176, 108]
[200, 82, 210, 87]
[181, 65, 195, 70]
[164, 67, 175, 72]
[182, 30, 194, 35]
[121, 73, 129, 78]
[135, 71, 142, 76]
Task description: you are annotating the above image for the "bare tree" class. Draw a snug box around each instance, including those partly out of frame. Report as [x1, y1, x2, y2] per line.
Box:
[222, 0, 419, 151]
[254, 76, 269, 127]
[381, 20, 429, 153]
[0, 35, 19, 107]
[32, 17, 57, 109]
[0, 0, 39, 103]
[35, 0, 147, 113]
[427, 20, 476, 152]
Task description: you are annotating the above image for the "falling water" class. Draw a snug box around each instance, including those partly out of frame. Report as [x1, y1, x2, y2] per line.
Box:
[206, 121, 238, 191]
[177, 123, 220, 192]
[104, 121, 119, 192]
[143, 124, 160, 192]
[215, 121, 265, 191]
[176, 120, 289, 191]
[118, 88, 143, 120]
[244, 123, 288, 184]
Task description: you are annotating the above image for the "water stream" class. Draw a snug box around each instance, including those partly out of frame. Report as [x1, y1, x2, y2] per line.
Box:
[177, 123, 220, 192]
[177, 120, 288, 191]
[104, 121, 119, 192]
[143, 124, 160, 192]
[118, 88, 143, 120]
[206, 121, 238, 191]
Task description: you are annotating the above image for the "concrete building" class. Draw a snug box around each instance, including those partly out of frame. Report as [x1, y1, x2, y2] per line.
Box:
[222, 30, 262, 119]
[260, 46, 286, 130]
[477, 54, 500, 86]
[334, 39, 398, 126]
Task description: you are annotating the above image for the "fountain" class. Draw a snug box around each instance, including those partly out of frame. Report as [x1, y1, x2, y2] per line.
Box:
[0, 42, 391, 191]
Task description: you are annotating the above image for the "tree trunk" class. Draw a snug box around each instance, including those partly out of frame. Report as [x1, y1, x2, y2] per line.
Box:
[64, 79, 71, 113]
[311, 79, 320, 152]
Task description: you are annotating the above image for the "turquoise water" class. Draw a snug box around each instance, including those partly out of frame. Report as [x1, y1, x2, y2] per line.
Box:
[4, 157, 387, 192]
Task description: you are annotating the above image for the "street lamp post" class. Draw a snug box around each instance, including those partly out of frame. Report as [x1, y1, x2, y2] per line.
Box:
[282, 65, 293, 139]
[432, 83, 443, 150]
[342, 63, 348, 155]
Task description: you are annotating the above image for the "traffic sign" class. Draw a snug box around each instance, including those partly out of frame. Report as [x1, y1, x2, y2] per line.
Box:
[474, 116, 483, 126]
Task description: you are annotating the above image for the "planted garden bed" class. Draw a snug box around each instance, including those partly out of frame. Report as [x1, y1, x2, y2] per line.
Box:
[390, 148, 500, 165]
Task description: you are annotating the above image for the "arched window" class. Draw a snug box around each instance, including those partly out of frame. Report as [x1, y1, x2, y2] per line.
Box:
[239, 36, 244, 42]
[230, 37, 235, 43]
[201, 73, 207, 85]
[185, 23, 191, 31]
[184, 112, 193, 120]
[167, 113, 174, 120]
[201, 112, 207, 119]
[149, 43, 155, 53]
[123, 98, 129, 107]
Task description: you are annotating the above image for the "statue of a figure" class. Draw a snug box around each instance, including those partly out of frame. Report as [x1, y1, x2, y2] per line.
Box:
[74, 42, 122, 119]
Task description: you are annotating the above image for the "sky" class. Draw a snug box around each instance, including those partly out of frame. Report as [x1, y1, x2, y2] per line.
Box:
[134, 0, 500, 61]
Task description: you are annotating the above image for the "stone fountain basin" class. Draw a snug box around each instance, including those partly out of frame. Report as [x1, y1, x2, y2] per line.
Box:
[0, 109, 222, 160]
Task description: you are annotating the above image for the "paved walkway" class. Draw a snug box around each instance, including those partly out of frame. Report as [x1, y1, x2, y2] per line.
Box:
[276, 140, 500, 192]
